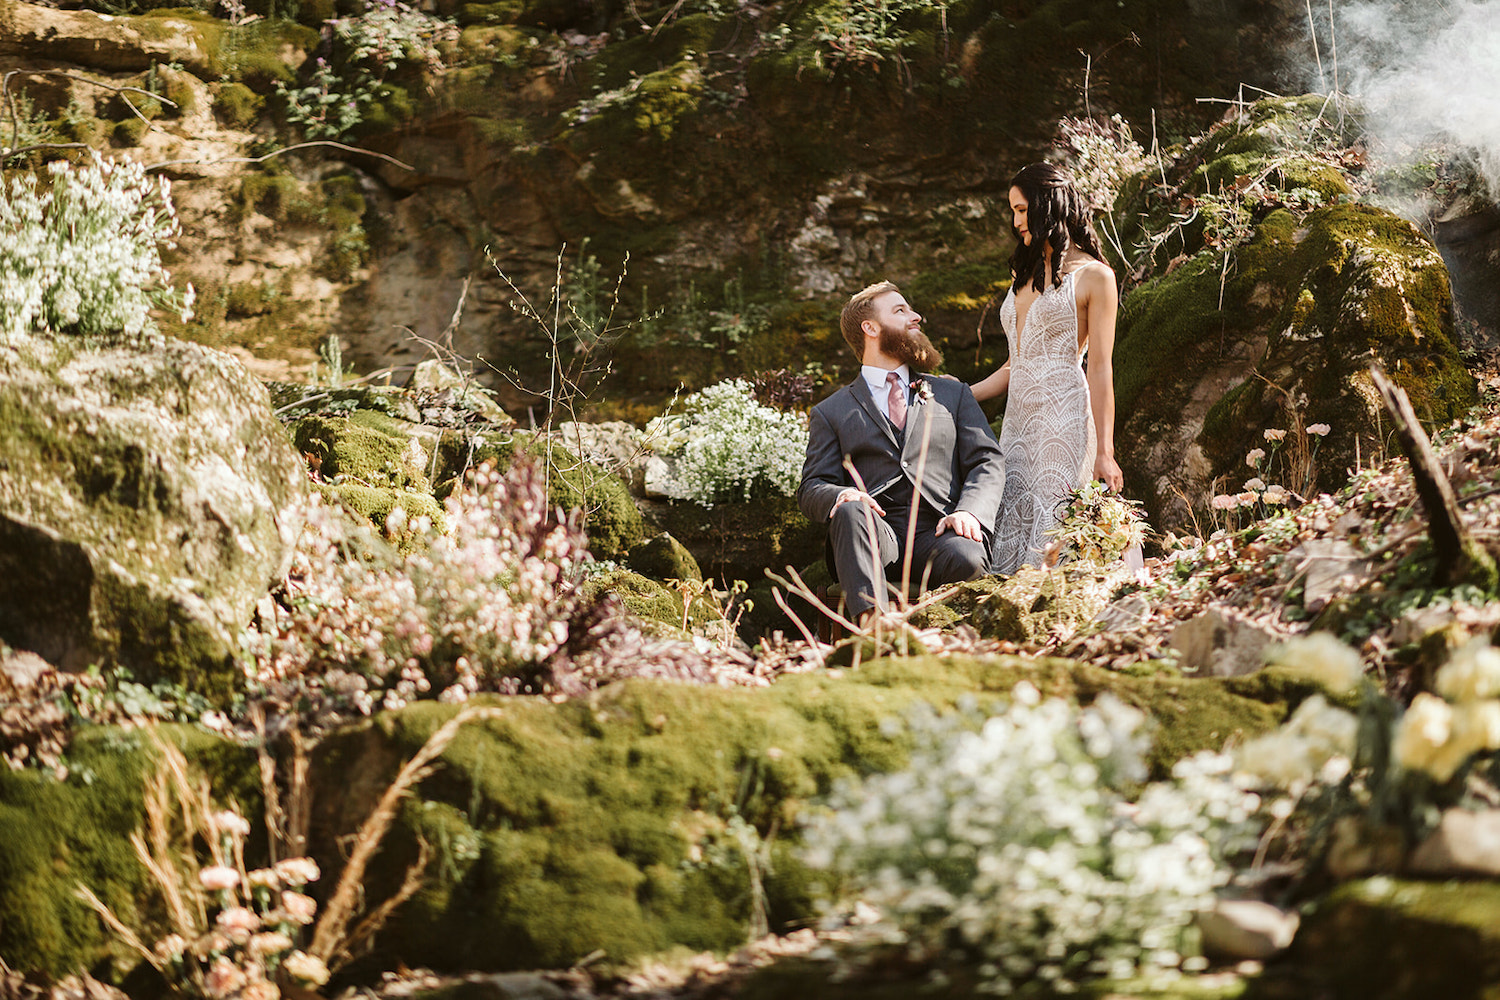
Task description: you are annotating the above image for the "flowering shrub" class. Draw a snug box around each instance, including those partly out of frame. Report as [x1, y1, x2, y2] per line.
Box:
[1053, 115, 1150, 214]
[277, 0, 452, 138]
[804, 685, 1262, 994]
[0, 157, 194, 341]
[645, 378, 809, 507]
[242, 456, 597, 710]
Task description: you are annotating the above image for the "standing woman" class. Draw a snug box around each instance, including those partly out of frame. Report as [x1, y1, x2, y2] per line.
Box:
[972, 162, 1123, 574]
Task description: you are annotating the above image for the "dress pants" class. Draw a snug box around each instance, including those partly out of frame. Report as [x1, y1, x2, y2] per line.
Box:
[827, 499, 990, 618]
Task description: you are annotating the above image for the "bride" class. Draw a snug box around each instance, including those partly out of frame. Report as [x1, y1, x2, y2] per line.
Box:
[971, 162, 1123, 574]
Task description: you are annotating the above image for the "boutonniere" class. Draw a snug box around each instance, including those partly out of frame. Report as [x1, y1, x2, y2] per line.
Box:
[913, 378, 935, 404]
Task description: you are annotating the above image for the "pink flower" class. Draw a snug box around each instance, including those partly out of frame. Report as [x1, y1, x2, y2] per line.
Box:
[249, 930, 294, 956]
[204, 957, 247, 997]
[1210, 494, 1237, 511]
[1307, 423, 1331, 437]
[1263, 428, 1286, 442]
[273, 857, 321, 886]
[213, 810, 251, 838]
[1245, 448, 1266, 468]
[199, 866, 240, 891]
[216, 906, 260, 936]
[281, 890, 318, 925]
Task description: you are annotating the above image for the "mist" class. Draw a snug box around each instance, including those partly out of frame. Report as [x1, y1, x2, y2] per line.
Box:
[1299, 0, 1500, 195]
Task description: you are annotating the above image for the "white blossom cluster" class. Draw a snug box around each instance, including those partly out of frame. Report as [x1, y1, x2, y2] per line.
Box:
[1395, 638, 1500, 783]
[242, 457, 591, 710]
[803, 686, 1262, 994]
[0, 157, 194, 342]
[646, 378, 809, 508]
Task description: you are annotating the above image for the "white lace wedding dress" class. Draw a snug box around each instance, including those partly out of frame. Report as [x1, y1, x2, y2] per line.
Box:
[989, 270, 1096, 574]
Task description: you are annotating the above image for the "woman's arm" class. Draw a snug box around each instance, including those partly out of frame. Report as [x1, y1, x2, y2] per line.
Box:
[1080, 264, 1124, 491]
[970, 362, 1011, 403]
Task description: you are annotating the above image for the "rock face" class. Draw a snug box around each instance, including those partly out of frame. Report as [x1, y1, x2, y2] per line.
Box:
[0, 336, 306, 692]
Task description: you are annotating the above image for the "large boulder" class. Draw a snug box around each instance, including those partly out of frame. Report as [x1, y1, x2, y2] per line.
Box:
[0, 336, 305, 695]
[1109, 96, 1476, 532]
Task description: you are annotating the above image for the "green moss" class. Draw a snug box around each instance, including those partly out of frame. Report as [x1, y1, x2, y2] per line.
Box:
[586, 14, 721, 91]
[312, 657, 1306, 974]
[649, 496, 820, 586]
[113, 117, 150, 146]
[626, 532, 702, 583]
[292, 410, 432, 491]
[1293, 879, 1500, 997]
[212, 81, 264, 128]
[317, 482, 445, 551]
[0, 726, 258, 977]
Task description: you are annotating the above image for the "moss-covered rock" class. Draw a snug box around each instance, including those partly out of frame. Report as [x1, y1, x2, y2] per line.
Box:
[306, 659, 1308, 976]
[292, 409, 434, 492]
[0, 725, 259, 978]
[625, 531, 702, 583]
[921, 562, 1139, 644]
[647, 497, 821, 587]
[1291, 878, 1500, 998]
[0, 336, 306, 696]
[1109, 96, 1476, 532]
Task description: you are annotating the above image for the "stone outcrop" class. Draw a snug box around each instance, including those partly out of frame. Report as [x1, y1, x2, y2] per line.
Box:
[0, 335, 306, 692]
[1110, 97, 1476, 533]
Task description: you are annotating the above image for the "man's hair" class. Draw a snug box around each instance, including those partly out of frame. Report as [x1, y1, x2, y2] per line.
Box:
[840, 280, 900, 361]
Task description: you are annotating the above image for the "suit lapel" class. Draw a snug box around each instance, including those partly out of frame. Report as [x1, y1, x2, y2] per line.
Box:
[900, 378, 931, 460]
[850, 377, 900, 449]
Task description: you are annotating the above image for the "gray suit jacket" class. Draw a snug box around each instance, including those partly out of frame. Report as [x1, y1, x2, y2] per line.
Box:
[798, 375, 1005, 529]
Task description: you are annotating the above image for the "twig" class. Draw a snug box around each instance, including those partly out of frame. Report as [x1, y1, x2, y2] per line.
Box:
[146, 140, 417, 173]
[307, 705, 502, 963]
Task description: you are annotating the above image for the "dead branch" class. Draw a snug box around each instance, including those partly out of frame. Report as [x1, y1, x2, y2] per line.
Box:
[1369, 364, 1497, 589]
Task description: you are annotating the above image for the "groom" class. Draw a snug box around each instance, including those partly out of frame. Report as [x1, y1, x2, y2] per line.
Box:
[798, 281, 1004, 619]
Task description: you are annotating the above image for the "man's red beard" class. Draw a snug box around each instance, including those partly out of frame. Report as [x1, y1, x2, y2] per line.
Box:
[879, 320, 944, 371]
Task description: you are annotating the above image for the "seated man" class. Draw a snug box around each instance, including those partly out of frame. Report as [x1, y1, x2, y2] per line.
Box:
[798, 281, 1005, 619]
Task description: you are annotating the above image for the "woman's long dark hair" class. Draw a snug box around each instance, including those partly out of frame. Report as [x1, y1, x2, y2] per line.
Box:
[1007, 162, 1104, 294]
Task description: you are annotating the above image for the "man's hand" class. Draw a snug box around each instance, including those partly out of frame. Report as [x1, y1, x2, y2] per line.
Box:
[833, 488, 885, 518]
[935, 510, 983, 541]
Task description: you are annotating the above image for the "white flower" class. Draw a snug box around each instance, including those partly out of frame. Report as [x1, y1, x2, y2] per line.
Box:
[1236, 694, 1357, 789]
[1262, 484, 1288, 505]
[1306, 423, 1331, 437]
[1263, 428, 1286, 442]
[1393, 693, 1463, 782]
[1244, 477, 1266, 491]
[213, 810, 251, 838]
[1434, 638, 1500, 703]
[1266, 632, 1364, 693]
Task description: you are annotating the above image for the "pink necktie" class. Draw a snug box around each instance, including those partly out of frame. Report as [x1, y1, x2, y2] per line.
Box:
[886, 372, 907, 431]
